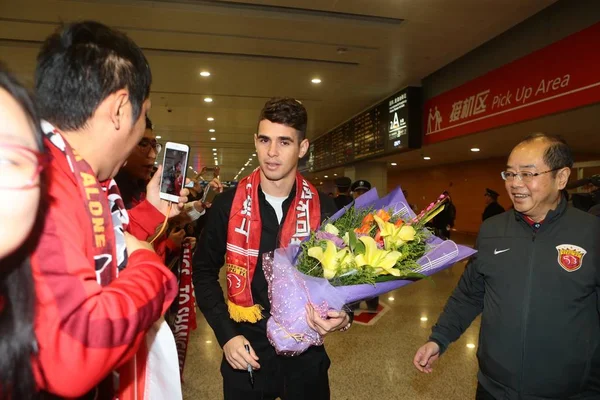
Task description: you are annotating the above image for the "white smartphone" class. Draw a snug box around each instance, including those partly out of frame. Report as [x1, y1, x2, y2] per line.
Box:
[159, 142, 190, 203]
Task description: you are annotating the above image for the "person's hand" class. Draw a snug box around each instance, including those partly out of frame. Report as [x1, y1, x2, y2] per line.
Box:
[146, 165, 190, 217]
[207, 177, 224, 193]
[305, 304, 350, 336]
[413, 341, 441, 373]
[168, 228, 186, 247]
[124, 231, 155, 255]
[223, 335, 260, 370]
[184, 236, 197, 249]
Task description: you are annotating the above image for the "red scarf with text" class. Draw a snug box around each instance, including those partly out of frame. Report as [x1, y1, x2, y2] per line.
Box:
[225, 169, 320, 323]
[42, 121, 129, 285]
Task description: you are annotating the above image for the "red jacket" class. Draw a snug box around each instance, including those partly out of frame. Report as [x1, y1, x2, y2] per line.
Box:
[31, 142, 178, 398]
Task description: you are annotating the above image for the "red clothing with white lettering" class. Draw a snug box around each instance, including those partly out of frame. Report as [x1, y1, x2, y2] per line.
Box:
[31, 141, 178, 398]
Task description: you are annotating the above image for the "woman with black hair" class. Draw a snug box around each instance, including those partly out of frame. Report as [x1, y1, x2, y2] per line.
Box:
[0, 66, 46, 399]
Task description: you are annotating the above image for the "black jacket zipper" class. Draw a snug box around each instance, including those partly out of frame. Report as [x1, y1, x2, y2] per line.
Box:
[519, 229, 537, 396]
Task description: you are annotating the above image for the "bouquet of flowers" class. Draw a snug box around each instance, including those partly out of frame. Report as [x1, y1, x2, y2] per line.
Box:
[263, 186, 476, 356]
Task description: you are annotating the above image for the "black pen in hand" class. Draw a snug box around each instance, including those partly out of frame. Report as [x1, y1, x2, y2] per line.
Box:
[244, 344, 254, 387]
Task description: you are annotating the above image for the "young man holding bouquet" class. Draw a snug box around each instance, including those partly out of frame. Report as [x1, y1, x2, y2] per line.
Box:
[414, 134, 600, 399]
[193, 98, 347, 400]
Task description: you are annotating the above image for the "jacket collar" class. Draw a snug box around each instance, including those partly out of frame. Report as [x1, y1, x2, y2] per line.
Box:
[514, 192, 568, 229]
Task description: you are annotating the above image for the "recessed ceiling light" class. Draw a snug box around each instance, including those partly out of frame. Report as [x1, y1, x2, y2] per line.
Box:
[209, 129, 215, 133]
[248, 158, 252, 161]
[241, 167, 245, 171]
[155, 135, 162, 139]
[189, 166, 193, 169]
[311, 78, 322, 84]
[204, 97, 213, 103]
[471, 148, 481, 152]
[420, 317, 428, 322]
[423, 156, 431, 160]
[252, 153, 256, 156]
[200, 71, 211, 77]
[324, 175, 328, 178]
[388, 297, 395, 301]
[320, 181, 323, 184]
[391, 162, 397, 166]
[205, 340, 212, 344]
[467, 343, 476, 349]
[154, 162, 157, 165]
[212, 148, 217, 151]
[210, 137, 216, 141]
[207, 117, 214, 121]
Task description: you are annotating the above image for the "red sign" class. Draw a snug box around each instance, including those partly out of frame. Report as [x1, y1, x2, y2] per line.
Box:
[423, 22, 600, 144]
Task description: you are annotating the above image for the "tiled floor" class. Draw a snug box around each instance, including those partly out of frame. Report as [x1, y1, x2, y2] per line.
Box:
[183, 234, 480, 399]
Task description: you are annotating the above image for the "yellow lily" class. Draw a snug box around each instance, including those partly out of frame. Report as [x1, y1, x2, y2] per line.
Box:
[307, 240, 352, 279]
[354, 236, 402, 276]
[323, 223, 340, 236]
[373, 215, 417, 249]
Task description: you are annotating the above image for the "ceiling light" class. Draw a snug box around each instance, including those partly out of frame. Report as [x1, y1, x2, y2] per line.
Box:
[252, 153, 256, 156]
[200, 71, 211, 77]
[154, 162, 157, 165]
[466, 343, 476, 349]
[204, 97, 213, 103]
[471, 148, 481, 152]
[420, 317, 428, 322]
[248, 158, 252, 161]
[423, 156, 431, 160]
[211, 137, 216, 141]
[241, 167, 245, 171]
[388, 296, 395, 301]
[205, 340, 212, 344]
[214, 157, 217, 160]
[212, 148, 217, 151]
[209, 129, 215, 133]
[207, 117, 214, 121]
[311, 78, 322, 84]
[320, 181, 323, 185]
[189, 166, 193, 169]
[324, 175, 328, 178]
[155, 136, 162, 139]
[334, 173, 337, 176]
[391, 162, 397, 166]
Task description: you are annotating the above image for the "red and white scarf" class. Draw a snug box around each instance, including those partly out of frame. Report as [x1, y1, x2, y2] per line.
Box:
[42, 121, 129, 286]
[225, 169, 321, 323]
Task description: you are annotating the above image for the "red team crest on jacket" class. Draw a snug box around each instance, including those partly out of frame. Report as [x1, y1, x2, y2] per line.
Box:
[556, 244, 587, 272]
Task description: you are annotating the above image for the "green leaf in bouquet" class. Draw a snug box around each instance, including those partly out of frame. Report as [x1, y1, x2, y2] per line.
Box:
[348, 230, 358, 251]
[354, 238, 366, 255]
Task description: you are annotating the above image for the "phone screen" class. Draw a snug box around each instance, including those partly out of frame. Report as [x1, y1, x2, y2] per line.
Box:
[160, 147, 188, 196]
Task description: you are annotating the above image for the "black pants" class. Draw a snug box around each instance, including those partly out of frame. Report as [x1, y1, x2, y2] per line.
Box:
[222, 347, 330, 400]
[475, 383, 497, 400]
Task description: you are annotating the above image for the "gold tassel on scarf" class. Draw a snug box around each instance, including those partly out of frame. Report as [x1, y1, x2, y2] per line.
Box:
[227, 300, 264, 323]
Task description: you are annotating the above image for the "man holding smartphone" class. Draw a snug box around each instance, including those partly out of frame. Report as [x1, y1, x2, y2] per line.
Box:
[193, 98, 349, 400]
[31, 21, 190, 398]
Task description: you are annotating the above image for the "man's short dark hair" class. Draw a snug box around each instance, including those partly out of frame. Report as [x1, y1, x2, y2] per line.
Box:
[145, 115, 153, 131]
[520, 133, 574, 174]
[258, 97, 307, 141]
[35, 21, 152, 131]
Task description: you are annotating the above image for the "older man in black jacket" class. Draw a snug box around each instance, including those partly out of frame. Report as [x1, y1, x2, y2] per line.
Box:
[414, 133, 600, 400]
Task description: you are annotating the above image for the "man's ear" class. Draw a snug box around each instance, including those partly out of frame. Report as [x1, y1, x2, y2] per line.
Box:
[556, 167, 571, 190]
[299, 138, 309, 159]
[108, 89, 130, 131]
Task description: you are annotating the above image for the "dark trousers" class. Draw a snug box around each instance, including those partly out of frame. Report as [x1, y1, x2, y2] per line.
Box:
[475, 383, 497, 400]
[222, 347, 330, 400]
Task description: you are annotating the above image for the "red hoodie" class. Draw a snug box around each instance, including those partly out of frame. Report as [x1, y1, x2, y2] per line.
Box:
[30, 141, 178, 398]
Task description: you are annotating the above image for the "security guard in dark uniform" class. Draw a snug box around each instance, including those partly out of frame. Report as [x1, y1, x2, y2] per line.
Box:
[333, 177, 353, 210]
[483, 188, 505, 221]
